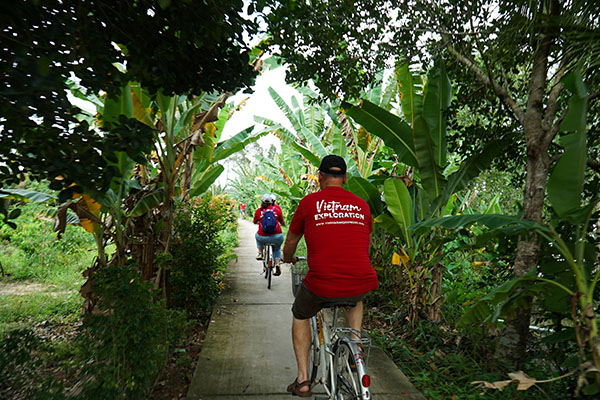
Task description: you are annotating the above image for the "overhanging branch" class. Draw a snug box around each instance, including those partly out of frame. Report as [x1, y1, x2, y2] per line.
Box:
[444, 39, 526, 125]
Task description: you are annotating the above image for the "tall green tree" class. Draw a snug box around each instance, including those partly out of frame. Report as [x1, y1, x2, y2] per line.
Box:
[1, 0, 262, 199]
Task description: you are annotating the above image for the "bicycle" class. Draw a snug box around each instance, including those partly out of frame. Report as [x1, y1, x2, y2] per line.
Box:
[262, 242, 278, 289]
[291, 258, 373, 400]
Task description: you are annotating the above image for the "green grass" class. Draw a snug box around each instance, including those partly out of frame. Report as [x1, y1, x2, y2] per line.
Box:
[0, 291, 81, 337]
[0, 201, 92, 337]
[1, 212, 95, 288]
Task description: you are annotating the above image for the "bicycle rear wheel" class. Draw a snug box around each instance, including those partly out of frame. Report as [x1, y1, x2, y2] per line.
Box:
[333, 341, 367, 399]
[263, 246, 270, 280]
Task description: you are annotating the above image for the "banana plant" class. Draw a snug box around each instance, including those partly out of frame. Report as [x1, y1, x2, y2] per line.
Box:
[64, 79, 262, 305]
[410, 71, 600, 394]
[341, 60, 508, 324]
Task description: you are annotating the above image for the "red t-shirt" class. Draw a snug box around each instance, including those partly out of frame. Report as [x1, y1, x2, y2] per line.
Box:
[253, 205, 284, 236]
[288, 186, 378, 297]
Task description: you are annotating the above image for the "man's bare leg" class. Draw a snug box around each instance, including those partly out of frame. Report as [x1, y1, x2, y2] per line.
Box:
[292, 317, 311, 391]
[345, 301, 364, 338]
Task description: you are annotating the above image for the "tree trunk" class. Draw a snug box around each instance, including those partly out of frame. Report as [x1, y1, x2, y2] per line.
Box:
[181, 152, 193, 203]
[427, 264, 443, 322]
[494, 0, 558, 363]
[494, 150, 549, 367]
[157, 197, 174, 305]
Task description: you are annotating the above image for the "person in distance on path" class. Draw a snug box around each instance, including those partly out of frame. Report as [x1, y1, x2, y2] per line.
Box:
[282, 155, 378, 397]
[254, 193, 285, 275]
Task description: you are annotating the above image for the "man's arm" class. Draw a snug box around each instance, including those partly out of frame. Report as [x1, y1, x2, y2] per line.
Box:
[282, 231, 303, 263]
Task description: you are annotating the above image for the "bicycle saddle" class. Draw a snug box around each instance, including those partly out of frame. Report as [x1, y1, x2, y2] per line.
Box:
[321, 301, 356, 309]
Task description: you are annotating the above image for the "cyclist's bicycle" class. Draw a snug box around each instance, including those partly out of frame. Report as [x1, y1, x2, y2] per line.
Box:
[291, 258, 373, 400]
[262, 242, 278, 289]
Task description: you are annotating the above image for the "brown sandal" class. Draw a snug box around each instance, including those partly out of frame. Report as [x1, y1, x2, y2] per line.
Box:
[286, 379, 312, 397]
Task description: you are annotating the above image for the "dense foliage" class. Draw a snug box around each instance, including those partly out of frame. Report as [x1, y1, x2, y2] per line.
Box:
[0, 0, 261, 198]
[76, 264, 185, 400]
[0, 189, 239, 399]
[170, 195, 238, 318]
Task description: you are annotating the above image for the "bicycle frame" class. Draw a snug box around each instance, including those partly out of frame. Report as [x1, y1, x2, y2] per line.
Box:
[290, 259, 371, 399]
[310, 307, 372, 400]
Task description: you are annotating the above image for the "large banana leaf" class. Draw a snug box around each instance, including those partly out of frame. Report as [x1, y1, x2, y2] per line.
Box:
[380, 70, 399, 110]
[299, 126, 328, 158]
[214, 105, 231, 140]
[384, 178, 413, 244]
[345, 176, 383, 216]
[422, 60, 451, 167]
[341, 99, 418, 167]
[213, 127, 268, 163]
[330, 132, 348, 158]
[103, 84, 134, 126]
[547, 131, 587, 217]
[268, 87, 304, 134]
[396, 63, 423, 128]
[305, 104, 326, 142]
[190, 164, 225, 197]
[373, 212, 404, 237]
[413, 116, 445, 202]
[559, 70, 587, 133]
[0, 188, 55, 203]
[291, 95, 304, 127]
[130, 84, 154, 127]
[429, 136, 510, 218]
[173, 102, 204, 137]
[128, 190, 163, 217]
[409, 213, 546, 236]
[548, 71, 588, 218]
[256, 116, 321, 167]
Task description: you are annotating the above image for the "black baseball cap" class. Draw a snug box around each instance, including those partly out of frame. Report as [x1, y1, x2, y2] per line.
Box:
[318, 155, 347, 176]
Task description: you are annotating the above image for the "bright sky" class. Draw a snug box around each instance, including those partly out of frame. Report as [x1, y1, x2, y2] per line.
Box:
[218, 65, 300, 185]
[222, 66, 298, 141]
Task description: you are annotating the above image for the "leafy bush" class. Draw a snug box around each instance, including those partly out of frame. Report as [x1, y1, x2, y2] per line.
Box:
[169, 194, 237, 318]
[76, 264, 185, 400]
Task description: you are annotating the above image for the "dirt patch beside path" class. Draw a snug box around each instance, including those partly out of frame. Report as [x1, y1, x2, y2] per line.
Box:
[0, 281, 64, 296]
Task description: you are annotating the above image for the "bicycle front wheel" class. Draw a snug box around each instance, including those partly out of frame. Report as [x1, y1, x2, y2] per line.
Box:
[267, 263, 272, 289]
[333, 341, 368, 400]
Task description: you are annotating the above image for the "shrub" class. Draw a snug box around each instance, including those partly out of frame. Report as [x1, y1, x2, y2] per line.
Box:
[169, 195, 237, 318]
[76, 263, 185, 400]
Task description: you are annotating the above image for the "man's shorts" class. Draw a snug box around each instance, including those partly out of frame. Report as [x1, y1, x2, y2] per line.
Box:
[292, 283, 366, 320]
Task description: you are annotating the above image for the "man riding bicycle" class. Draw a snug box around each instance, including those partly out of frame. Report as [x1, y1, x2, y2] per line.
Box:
[282, 155, 378, 397]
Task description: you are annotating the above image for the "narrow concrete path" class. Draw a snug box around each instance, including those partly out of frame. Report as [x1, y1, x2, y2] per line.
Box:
[187, 219, 425, 400]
